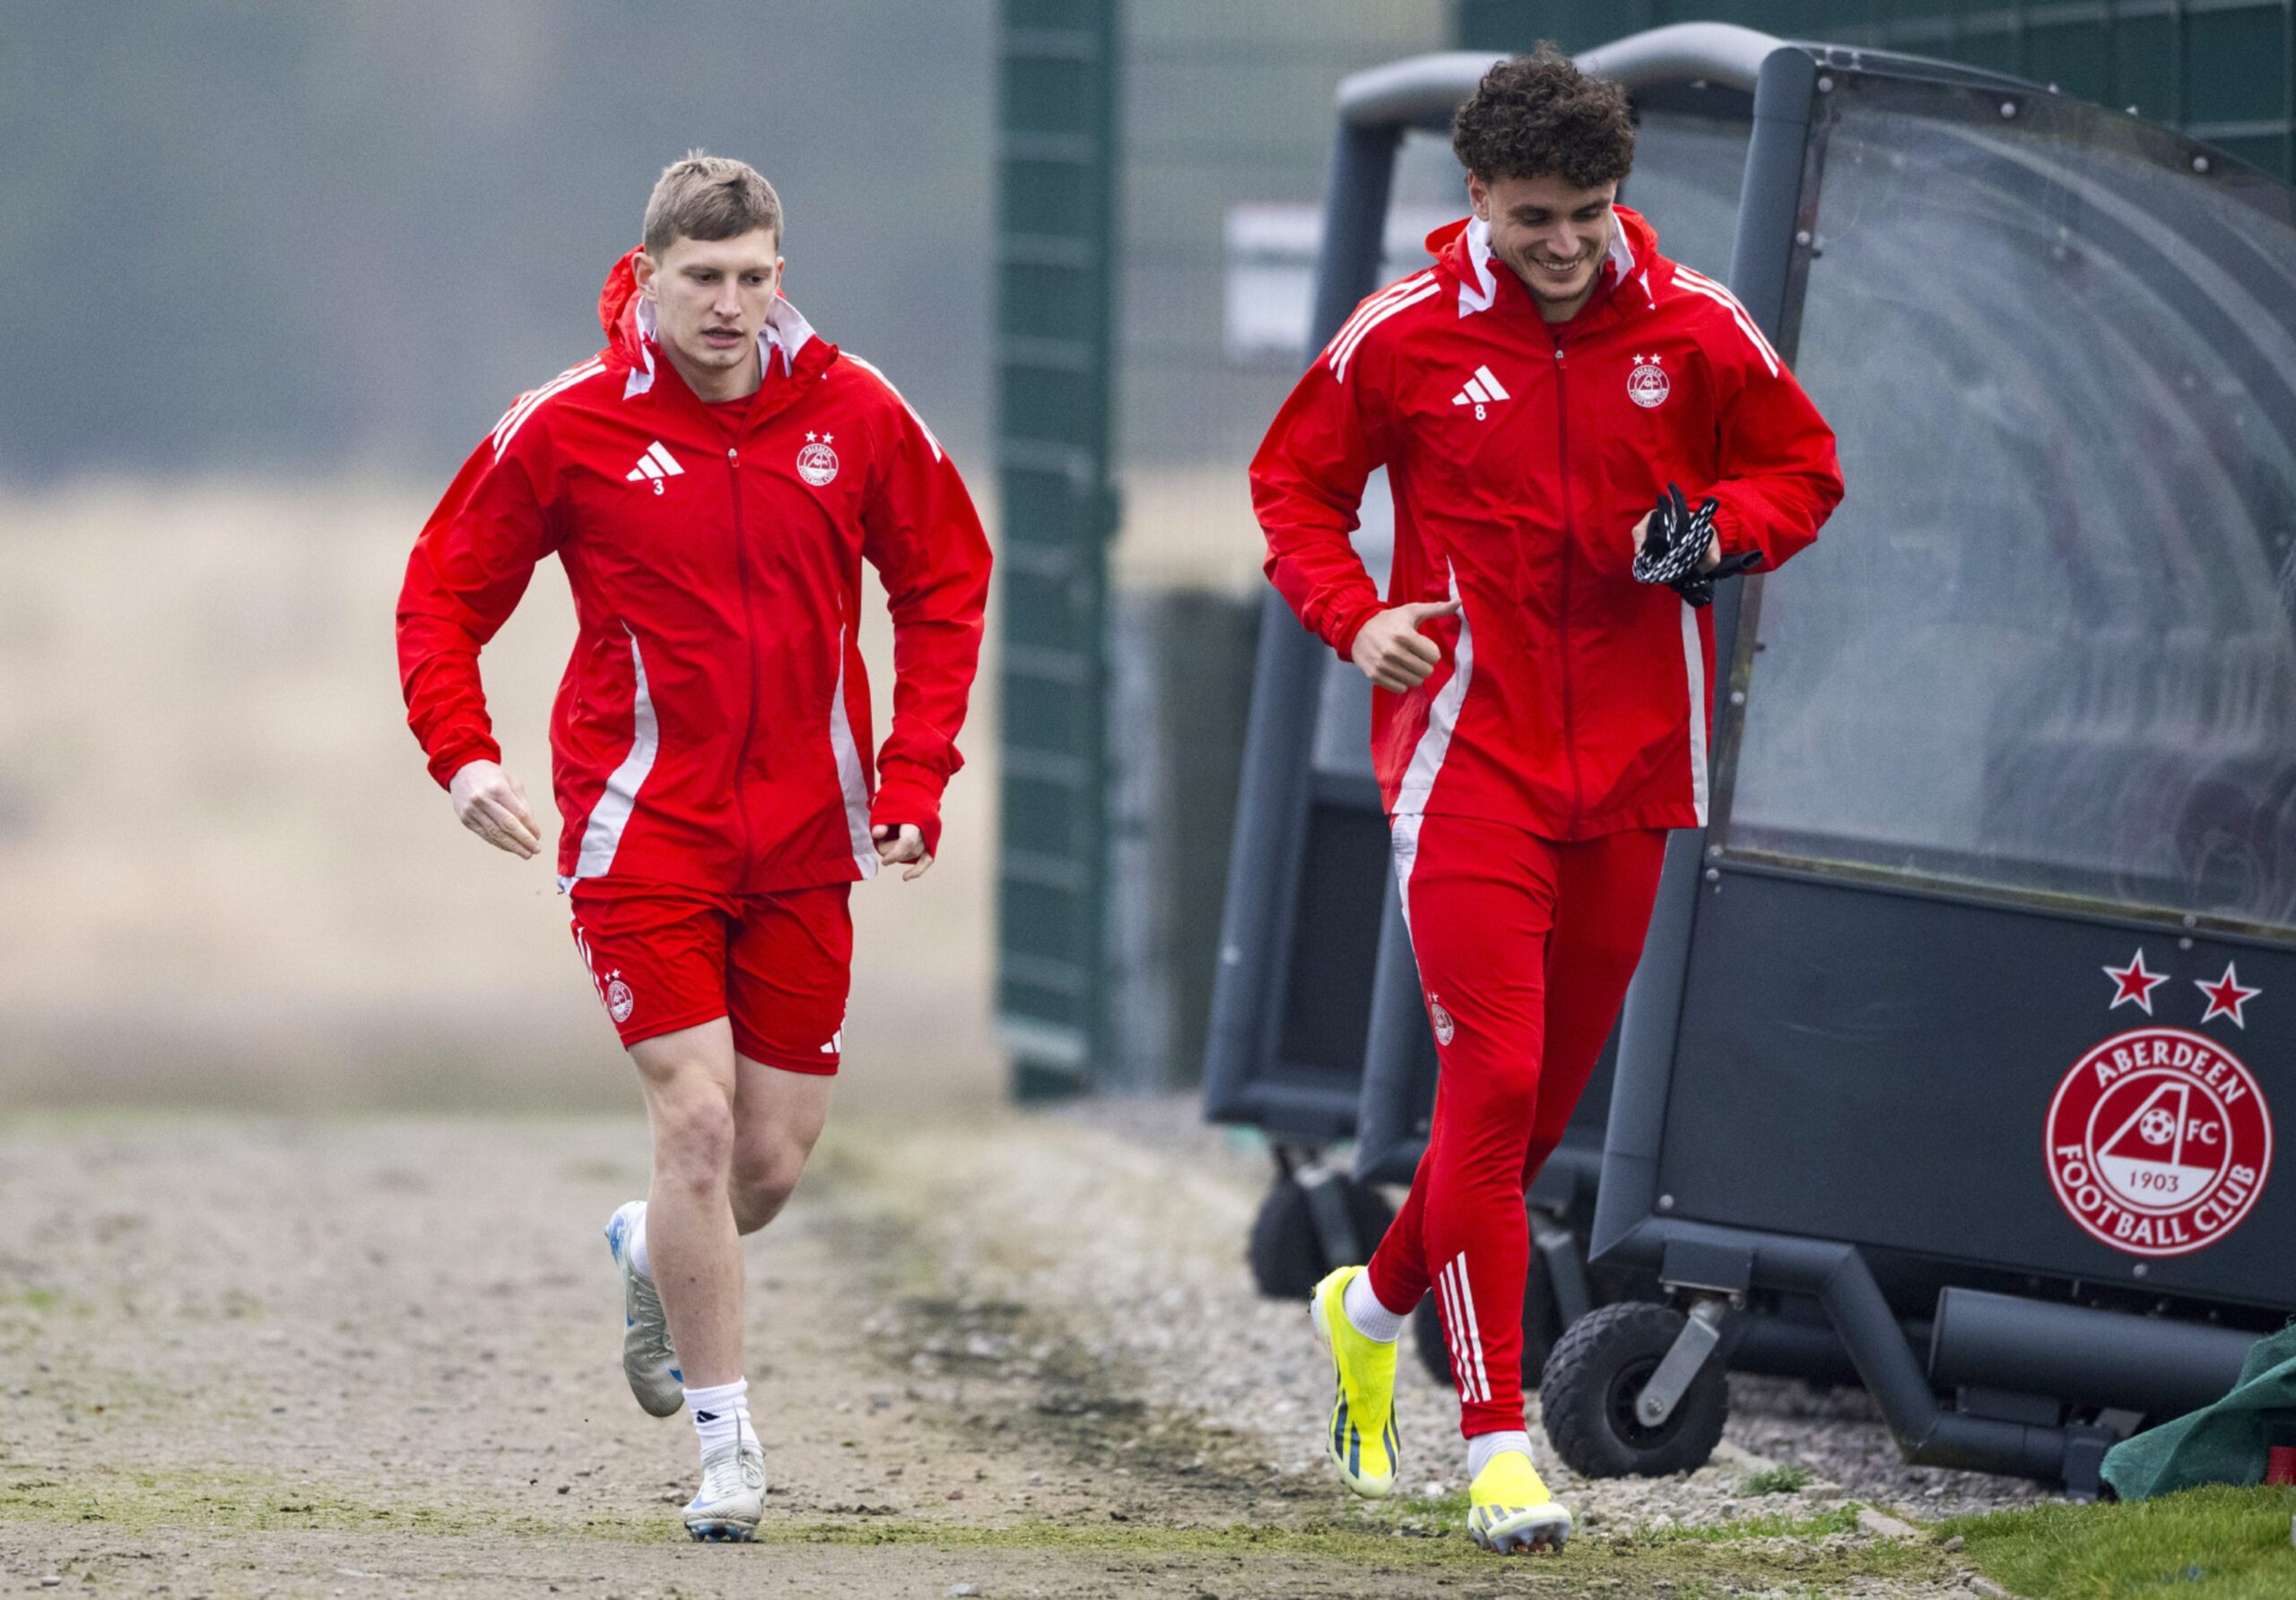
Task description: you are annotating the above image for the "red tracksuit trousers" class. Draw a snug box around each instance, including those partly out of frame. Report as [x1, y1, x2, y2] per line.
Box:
[1365, 815, 1668, 1438]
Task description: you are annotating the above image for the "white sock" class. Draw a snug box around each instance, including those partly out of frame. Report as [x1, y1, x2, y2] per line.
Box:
[685, 1378, 750, 1460]
[627, 1202, 653, 1280]
[1342, 1270, 1406, 1343]
[1467, 1429, 1534, 1480]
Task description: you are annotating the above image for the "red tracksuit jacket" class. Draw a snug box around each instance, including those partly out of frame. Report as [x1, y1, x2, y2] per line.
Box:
[1252, 208, 1842, 838]
[397, 250, 991, 892]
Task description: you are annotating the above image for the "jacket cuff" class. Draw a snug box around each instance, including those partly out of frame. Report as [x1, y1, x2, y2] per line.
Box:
[1329, 596, 1386, 662]
[428, 735, 502, 790]
[1709, 498, 1755, 561]
[870, 773, 945, 857]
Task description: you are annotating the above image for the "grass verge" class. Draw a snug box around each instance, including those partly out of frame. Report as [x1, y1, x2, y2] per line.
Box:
[1946, 1483, 2296, 1599]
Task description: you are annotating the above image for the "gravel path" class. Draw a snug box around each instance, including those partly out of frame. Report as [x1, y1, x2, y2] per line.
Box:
[0, 1109, 2006, 1596]
[1045, 1095, 2059, 1524]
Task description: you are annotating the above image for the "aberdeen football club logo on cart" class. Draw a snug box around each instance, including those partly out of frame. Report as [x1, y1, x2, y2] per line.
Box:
[2045, 1026, 2273, 1257]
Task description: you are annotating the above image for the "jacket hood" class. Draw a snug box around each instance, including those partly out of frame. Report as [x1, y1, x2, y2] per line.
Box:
[1425, 204, 1661, 316]
[596, 246, 832, 397]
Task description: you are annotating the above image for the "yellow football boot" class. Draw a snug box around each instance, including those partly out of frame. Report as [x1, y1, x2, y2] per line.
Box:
[1466, 1449, 1572, 1554]
[1309, 1265, 1399, 1498]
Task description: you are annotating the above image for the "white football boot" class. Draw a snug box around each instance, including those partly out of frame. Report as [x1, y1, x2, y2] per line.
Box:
[683, 1421, 767, 1543]
[604, 1201, 683, 1417]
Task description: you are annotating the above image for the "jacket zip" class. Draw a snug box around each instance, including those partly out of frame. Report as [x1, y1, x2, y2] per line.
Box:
[726, 442, 760, 877]
[1552, 339, 1584, 835]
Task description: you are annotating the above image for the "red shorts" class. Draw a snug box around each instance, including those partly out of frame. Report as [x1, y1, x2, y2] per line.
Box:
[568, 881, 853, 1073]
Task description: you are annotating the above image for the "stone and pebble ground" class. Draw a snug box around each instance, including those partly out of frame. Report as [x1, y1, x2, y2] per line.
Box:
[915, 1094, 2056, 1529]
[0, 1105, 2032, 1596]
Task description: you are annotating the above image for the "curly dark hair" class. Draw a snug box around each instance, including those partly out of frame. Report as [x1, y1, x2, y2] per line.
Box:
[1451, 44, 1635, 189]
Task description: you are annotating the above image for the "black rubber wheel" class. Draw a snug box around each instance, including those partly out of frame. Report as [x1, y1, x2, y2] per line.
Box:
[1245, 1173, 1396, 1300]
[1537, 1301, 1726, 1478]
[1410, 1245, 1564, 1388]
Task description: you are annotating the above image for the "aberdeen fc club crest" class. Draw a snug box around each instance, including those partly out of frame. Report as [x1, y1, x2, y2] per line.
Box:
[1627, 352, 1670, 409]
[2046, 1024, 2273, 1257]
[604, 970, 635, 1025]
[1428, 994, 1456, 1047]
[796, 430, 839, 487]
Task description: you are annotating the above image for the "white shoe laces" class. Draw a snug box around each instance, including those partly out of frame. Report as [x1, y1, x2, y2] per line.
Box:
[696, 1422, 764, 1505]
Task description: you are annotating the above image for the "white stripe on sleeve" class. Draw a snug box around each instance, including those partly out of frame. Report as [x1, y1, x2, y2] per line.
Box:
[1330, 281, 1439, 382]
[1323, 271, 1435, 362]
[1672, 267, 1781, 376]
[492, 360, 606, 457]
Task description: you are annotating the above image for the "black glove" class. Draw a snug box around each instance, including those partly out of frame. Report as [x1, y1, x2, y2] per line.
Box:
[1631, 482, 1761, 609]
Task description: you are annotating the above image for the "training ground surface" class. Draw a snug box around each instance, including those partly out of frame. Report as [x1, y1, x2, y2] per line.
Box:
[0, 1114, 1999, 1598]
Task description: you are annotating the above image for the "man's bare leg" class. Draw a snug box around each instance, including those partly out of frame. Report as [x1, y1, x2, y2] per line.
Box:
[630, 1020, 744, 1387]
[728, 1057, 832, 1236]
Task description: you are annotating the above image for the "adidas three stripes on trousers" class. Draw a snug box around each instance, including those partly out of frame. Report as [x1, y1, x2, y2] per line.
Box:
[1364, 815, 1669, 1439]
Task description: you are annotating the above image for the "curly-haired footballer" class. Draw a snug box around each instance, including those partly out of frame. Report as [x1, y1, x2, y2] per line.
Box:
[1252, 48, 1841, 1552]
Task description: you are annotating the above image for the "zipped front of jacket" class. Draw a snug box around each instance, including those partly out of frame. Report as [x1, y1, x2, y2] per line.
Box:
[1537, 264, 1632, 839]
[725, 438, 761, 877]
[1551, 335, 1584, 833]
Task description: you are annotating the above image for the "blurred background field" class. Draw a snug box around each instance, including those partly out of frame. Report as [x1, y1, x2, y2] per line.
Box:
[0, 479, 1001, 1113]
[5, 0, 2292, 1113]
[0, 0, 1456, 1113]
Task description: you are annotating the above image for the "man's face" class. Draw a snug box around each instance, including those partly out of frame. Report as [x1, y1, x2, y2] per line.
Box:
[632, 229, 784, 381]
[1468, 171, 1618, 319]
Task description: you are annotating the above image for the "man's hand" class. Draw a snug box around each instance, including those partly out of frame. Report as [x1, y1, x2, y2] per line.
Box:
[872, 822, 933, 882]
[1350, 599, 1463, 692]
[448, 760, 542, 858]
[1631, 509, 1721, 574]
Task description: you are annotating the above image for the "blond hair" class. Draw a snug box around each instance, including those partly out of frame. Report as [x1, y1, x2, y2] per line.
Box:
[641, 150, 783, 255]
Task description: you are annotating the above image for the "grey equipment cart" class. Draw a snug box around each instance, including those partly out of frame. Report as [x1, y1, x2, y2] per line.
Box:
[1528, 30, 2296, 1494]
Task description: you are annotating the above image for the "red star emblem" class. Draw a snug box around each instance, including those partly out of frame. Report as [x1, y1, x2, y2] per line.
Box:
[2102, 949, 2166, 1014]
[2196, 962, 2260, 1029]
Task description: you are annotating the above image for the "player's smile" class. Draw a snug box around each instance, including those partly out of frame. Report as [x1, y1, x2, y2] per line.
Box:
[1522, 252, 1594, 288]
[1467, 169, 1619, 322]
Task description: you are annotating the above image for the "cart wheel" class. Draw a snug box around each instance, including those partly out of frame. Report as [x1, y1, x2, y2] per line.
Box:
[1537, 1302, 1726, 1478]
[1245, 1172, 1396, 1300]
[1411, 1246, 1564, 1388]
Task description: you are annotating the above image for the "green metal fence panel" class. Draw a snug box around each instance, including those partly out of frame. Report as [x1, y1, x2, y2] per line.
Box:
[1459, 2, 2293, 180]
[996, 0, 1120, 1095]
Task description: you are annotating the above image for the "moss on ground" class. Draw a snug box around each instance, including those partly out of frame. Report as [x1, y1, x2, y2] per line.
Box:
[0, 1463, 664, 1541]
[1946, 1483, 2296, 1600]
[1741, 1463, 1816, 1496]
[1, 1460, 1962, 1587]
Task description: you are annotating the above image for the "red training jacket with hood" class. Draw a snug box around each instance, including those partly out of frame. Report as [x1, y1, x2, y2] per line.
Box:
[1252, 207, 1842, 839]
[397, 249, 991, 893]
